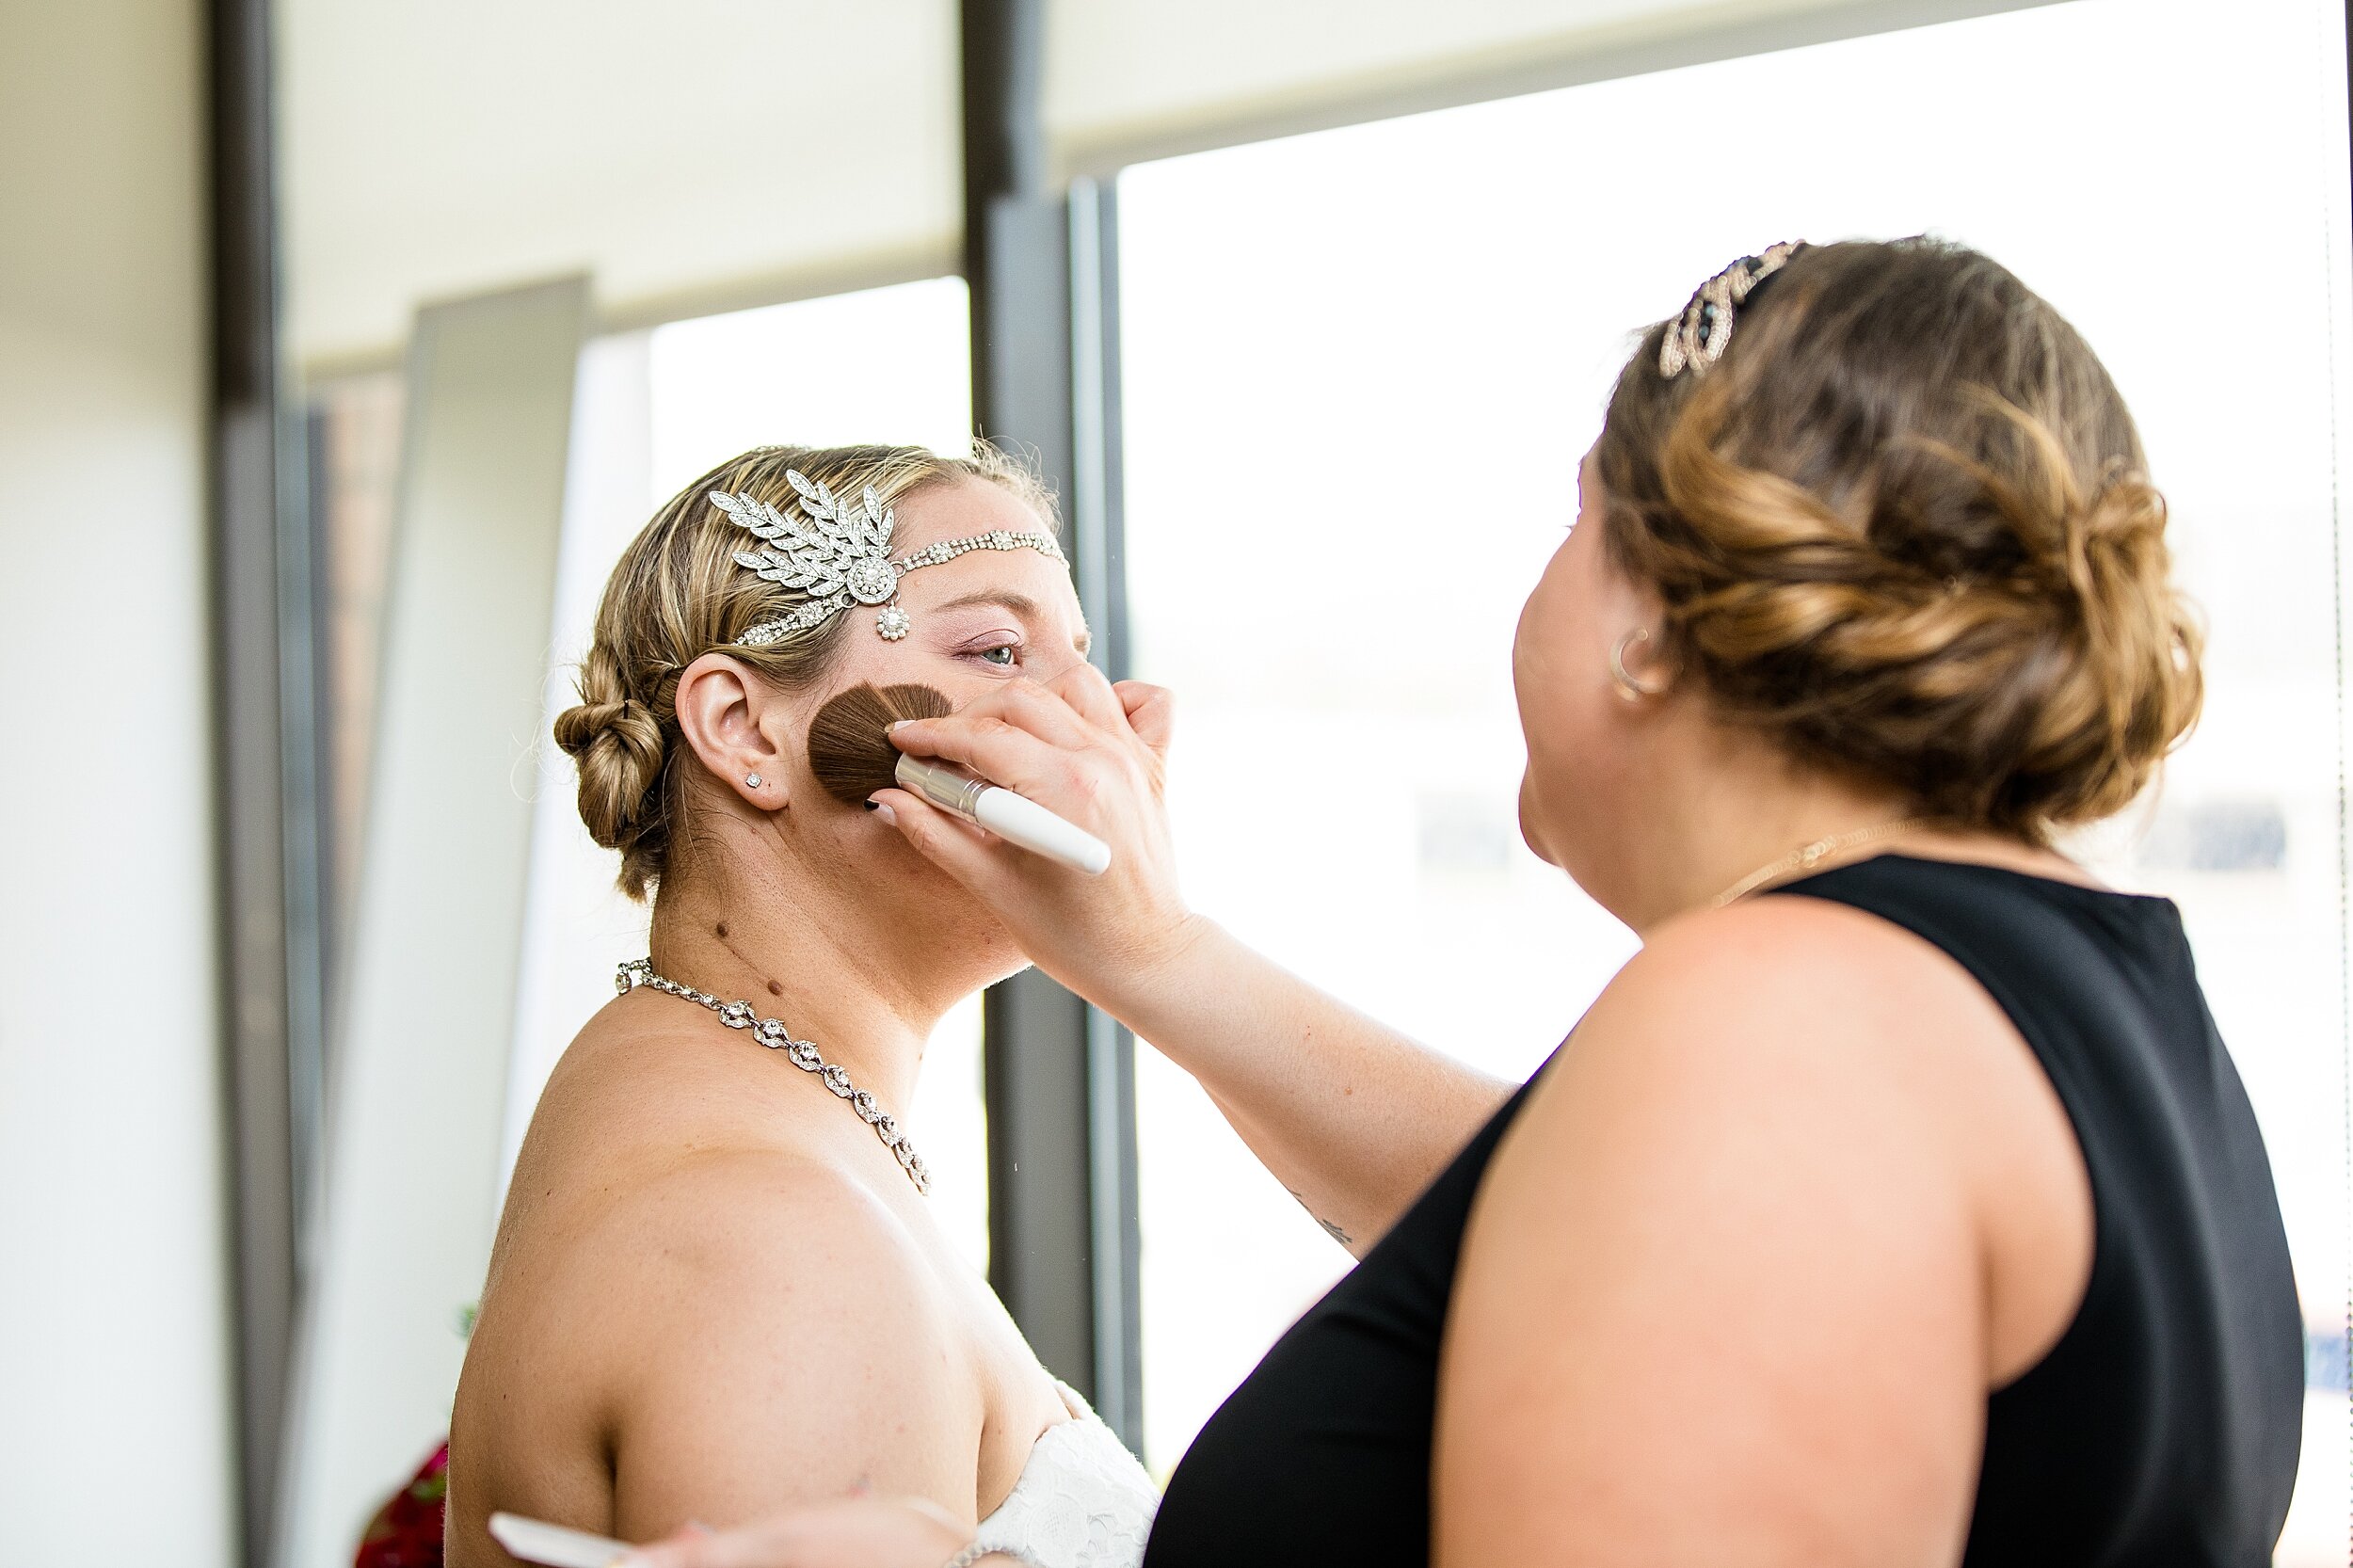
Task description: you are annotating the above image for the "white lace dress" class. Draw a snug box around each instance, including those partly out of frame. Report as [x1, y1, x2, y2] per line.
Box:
[968, 1383, 1159, 1568]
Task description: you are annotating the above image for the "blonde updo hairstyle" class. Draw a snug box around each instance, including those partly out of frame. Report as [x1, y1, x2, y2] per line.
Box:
[553, 441, 1053, 901]
[1595, 237, 2201, 842]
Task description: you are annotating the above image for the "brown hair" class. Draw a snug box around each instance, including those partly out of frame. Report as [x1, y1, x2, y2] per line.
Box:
[552, 441, 1053, 900]
[1594, 237, 2201, 840]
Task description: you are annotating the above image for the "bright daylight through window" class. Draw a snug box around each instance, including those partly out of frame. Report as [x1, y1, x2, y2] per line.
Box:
[1116, 1, 2352, 1556]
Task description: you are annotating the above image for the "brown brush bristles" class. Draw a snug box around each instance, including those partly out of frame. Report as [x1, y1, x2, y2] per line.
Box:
[806, 682, 954, 806]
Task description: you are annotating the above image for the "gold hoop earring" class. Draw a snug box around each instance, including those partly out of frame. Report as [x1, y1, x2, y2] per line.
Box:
[1609, 628, 1666, 702]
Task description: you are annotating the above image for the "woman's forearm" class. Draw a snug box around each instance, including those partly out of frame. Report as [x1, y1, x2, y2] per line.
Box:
[1102, 918, 1512, 1255]
[875, 670, 1512, 1250]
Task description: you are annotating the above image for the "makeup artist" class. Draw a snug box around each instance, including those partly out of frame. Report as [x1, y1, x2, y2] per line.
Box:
[630, 239, 2303, 1568]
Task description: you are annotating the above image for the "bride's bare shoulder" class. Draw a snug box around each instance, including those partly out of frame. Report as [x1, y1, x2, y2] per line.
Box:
[456, 1019, 980, 1545]
[460, 999, 977, 1478]
[486, 996, 943, 1344]
[467, 1134, 946, 1394]
[526, 989, 777, 1144]
[496, 992, 856, 1216]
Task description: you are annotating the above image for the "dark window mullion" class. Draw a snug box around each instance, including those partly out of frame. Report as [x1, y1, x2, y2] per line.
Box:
[964, 0, 1144, 1456]
[1071, 174, 1144, 1450]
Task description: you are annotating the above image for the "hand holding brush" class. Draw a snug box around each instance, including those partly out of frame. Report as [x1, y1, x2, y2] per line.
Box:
[862, 666, 1209, 1028]
[806, 682, 1112, 875]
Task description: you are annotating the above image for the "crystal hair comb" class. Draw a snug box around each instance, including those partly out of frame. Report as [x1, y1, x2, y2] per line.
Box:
[1658, 240, 1806, 379]
[713, 469, 1067, 646]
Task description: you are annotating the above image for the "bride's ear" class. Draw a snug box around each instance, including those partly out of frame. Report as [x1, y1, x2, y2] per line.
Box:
[674, 652, 791, 809]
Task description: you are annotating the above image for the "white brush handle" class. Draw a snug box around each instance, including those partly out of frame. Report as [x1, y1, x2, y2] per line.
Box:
[488, 1512, 632, 1567]
[895, 757, 1112, 875]
[970, 781, 1113, 874]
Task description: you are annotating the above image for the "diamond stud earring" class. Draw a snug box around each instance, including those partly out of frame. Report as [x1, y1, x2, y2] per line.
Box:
[745, 772, 764, 789]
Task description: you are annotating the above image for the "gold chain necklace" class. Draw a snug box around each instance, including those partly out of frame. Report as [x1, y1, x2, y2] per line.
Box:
[1709, 818, 1935, 909]
[616, 958, 929, 1194]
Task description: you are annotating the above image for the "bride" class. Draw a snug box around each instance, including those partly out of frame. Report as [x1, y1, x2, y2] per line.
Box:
[445, 443, 1160, 1567]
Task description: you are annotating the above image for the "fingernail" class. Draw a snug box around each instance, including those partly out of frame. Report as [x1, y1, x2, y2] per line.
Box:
[872, 802, 898, 826]
[888, 719, 915, 733]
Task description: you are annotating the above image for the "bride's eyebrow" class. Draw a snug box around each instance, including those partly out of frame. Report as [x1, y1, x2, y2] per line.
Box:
[931, 588, 1094, 657]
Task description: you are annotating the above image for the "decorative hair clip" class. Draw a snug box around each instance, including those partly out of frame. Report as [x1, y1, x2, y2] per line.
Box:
[713, 471, 1067, 645]
[1657, 241, 1806, 379]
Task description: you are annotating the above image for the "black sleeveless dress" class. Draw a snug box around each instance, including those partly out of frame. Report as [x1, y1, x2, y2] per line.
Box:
[1143, 856, 2304, 1566]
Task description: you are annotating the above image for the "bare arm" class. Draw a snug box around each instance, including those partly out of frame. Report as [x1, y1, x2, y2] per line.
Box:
[881, 669, 1510, 1253]
[1107, 915, 1508, 1253]
[1433, 902, 2028, 1566]
[595, 1153, 984, 1540]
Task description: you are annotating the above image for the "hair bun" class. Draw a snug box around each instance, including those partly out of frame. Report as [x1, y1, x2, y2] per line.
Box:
[2005, 460, 2203, 823]
[1596, 237, 2203, 840]
[552, 658, 669, 863]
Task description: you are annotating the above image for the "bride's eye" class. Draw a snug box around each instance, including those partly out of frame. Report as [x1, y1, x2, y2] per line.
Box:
[975, 644, 1019, 667]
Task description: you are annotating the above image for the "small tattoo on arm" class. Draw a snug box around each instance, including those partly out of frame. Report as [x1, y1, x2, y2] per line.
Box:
[1289, 1188, 1353, 1248]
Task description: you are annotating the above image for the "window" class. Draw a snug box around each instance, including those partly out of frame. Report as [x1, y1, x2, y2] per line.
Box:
[1116, 0, 2350, 1550]
[503, 278, 990, 1273]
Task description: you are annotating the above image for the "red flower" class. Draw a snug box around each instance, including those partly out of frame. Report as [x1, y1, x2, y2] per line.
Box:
[354, 1439, 448, 1568]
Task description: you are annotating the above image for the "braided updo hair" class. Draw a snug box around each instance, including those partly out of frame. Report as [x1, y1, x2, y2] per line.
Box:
[1595, 238, 2202, 841]
[552, 440, 1052, 901]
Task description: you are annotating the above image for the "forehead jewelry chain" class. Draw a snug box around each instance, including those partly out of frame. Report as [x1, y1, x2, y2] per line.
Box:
[616, 958, 929, 1194]
[1710, 818, 1934, 909]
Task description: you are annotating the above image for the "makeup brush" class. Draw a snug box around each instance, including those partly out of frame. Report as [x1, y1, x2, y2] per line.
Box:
[488, 1512, 630, 1567]
[806, 682, 1112, 876]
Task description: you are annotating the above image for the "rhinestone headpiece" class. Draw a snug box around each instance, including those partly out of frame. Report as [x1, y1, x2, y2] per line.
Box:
[714, 470, 1067, 646]
[1658, 241, 1806, 379]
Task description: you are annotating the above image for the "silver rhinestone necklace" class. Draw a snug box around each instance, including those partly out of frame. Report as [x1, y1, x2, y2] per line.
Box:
[616, 957, 929, 1194]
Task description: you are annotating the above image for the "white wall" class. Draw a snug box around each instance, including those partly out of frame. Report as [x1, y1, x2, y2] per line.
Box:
[0, 1, 240, 1563]
[1044, 0, 2062, 170]
[275, 0, 2053, 374]
[278, 0, 963, 371]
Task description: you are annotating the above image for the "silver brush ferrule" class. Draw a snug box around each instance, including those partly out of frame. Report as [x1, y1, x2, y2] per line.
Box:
[894, 755, 988, 820]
